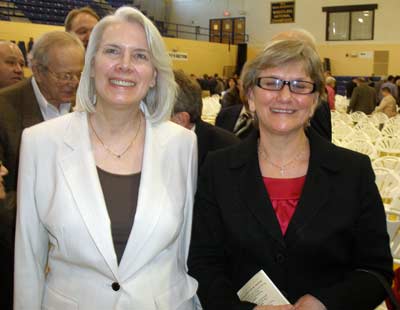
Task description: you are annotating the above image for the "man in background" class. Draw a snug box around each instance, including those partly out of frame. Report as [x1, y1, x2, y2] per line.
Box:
[0, 31, 84, 310]
[0, 41, 25, 89]
[0, 31, 84, 194]
[347, 77, 377, 114]
[171, 70, 239, 169]
[65, 6, 100, 49]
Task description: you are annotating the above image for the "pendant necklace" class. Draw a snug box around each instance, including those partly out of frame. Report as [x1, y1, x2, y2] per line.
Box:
[258, 141, 305, 176]
[89, 116, 141, 159]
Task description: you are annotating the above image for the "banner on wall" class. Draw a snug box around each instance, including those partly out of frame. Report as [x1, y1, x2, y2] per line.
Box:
[168, 51, 188, 61]
[271, 1, 295, 24]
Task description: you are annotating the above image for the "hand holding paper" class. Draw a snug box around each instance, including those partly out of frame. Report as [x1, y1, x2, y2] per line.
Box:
[237, 270, 290, 306]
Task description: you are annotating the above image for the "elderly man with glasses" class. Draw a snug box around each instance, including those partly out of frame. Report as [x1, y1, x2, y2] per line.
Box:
[0, 31, 84, 197]
[0, 31, 83, 310]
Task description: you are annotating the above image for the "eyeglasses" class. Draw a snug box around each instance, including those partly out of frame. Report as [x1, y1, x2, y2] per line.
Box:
[256, 77, 316, 95]
[42, 66, 81, 82]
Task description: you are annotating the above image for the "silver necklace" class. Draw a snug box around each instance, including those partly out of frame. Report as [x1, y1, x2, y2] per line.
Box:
[258, 141, 305, 176]
[89, 116, 141, 159]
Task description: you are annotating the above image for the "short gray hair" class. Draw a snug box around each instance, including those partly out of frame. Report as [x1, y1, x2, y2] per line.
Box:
[29, 31, 84, 68]
[76, 6, 176, 124]
[241, 40, 325, 101]
[271, 28, 317, 49]
[326, 76, 336, 86]
[173, 70, 202, 123]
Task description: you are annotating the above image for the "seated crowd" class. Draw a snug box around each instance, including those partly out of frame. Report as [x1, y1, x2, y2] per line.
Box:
[0, 5, 397, 310]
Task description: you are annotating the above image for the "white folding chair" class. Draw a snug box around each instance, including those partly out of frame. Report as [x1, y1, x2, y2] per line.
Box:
[342, 138, 378, 160]
[373, 156, 400, 176]
[350, 111, 368, 124]
[374, 167, 400, 207]
[332, 122, 354, 141]
[386, 209, 400, 264]
[375, 137, 400, 157]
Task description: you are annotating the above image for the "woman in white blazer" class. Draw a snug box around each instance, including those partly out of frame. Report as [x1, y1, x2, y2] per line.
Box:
[14, 6, 200, 310]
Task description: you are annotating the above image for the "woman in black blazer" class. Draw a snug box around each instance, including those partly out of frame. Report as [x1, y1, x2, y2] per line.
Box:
[188, 40, 393, 310]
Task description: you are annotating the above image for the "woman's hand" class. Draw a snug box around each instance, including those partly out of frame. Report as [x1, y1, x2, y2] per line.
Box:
[294, 294, 327, 310]
[254, 305, 294, 310]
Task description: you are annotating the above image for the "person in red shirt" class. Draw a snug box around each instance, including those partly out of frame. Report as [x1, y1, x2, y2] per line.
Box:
[325, 76, 336, 110]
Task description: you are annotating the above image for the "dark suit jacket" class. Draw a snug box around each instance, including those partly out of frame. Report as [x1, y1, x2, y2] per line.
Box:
[215, 105, 254, 140]
[189, 128, 393, 310]
[216, 102, 332, 141]
[215, 104, 242, 132]
[195, 119, 240, 170]
[348, 83, 377, 114]
[0, 193, 16, 310]
[0, 78, 43, 192]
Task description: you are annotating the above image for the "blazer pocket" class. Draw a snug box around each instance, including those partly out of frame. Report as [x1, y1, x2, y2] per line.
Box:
[155, 276, 197, 310]
[42, 286, 78, 310]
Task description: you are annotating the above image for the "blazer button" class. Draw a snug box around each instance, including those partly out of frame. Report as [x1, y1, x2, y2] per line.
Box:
[275, 253, 286, 264]
[112, 282, 120, 291]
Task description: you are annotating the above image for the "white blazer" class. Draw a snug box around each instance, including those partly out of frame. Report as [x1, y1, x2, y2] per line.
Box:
[14, 110, 200, 310]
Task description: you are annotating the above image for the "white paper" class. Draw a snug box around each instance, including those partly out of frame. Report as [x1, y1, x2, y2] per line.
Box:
[237, 270, 290, 306]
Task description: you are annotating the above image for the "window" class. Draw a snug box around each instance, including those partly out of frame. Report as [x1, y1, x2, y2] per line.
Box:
[323, 4, 377, 41]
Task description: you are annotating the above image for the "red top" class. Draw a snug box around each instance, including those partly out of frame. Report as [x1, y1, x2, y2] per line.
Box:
[263, 176, 306, 235]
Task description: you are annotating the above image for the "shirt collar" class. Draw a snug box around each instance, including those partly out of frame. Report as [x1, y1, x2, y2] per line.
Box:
[31, 77, 71, 121]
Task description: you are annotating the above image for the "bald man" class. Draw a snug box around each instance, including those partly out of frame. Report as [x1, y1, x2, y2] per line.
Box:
[0, 41, 25, 89]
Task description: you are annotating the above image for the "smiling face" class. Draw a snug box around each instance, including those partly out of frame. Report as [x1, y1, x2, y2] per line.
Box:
[92, 21, 156, 111]
[248, 61, 318, 137]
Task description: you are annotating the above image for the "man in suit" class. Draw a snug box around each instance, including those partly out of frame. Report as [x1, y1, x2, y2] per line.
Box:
[171, 70, 240, 169]
[215, 104, 255, 140]
[0, 30, 84, 310]
[347, 77, 377, 114]
[0, 41, 25, 89]
[0, 31, 84, 194]
[64, 6, 100, 49]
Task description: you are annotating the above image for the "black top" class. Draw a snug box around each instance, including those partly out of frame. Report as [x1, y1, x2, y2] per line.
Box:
[97, 167, 141, 264]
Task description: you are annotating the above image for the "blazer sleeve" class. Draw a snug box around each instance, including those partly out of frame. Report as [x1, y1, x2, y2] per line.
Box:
[188, 156, 255, 310]
[178, 135, 203, 310]
[311, 156, 393, 310]
[14, 128, 49, 310]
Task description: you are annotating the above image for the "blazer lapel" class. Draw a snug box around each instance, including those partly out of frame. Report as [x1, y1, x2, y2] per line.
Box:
[233, 133, 285, 247]
[59, 112, 119, 279]
[285, 129, 338, 245]
[118, 117, 169, 279]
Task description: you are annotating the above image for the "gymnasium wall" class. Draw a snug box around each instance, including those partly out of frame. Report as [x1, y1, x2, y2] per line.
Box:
[168, 0, 400, 76]
[0, 20, 237, 77]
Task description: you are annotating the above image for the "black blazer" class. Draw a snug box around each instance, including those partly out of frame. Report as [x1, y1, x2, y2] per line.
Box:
[188, 128, 393, 310]
[195, 119, 240, 170]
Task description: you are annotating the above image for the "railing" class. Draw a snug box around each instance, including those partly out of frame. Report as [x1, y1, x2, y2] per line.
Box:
[0, 0, 248, 43]
[156, 20, 248, 43]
